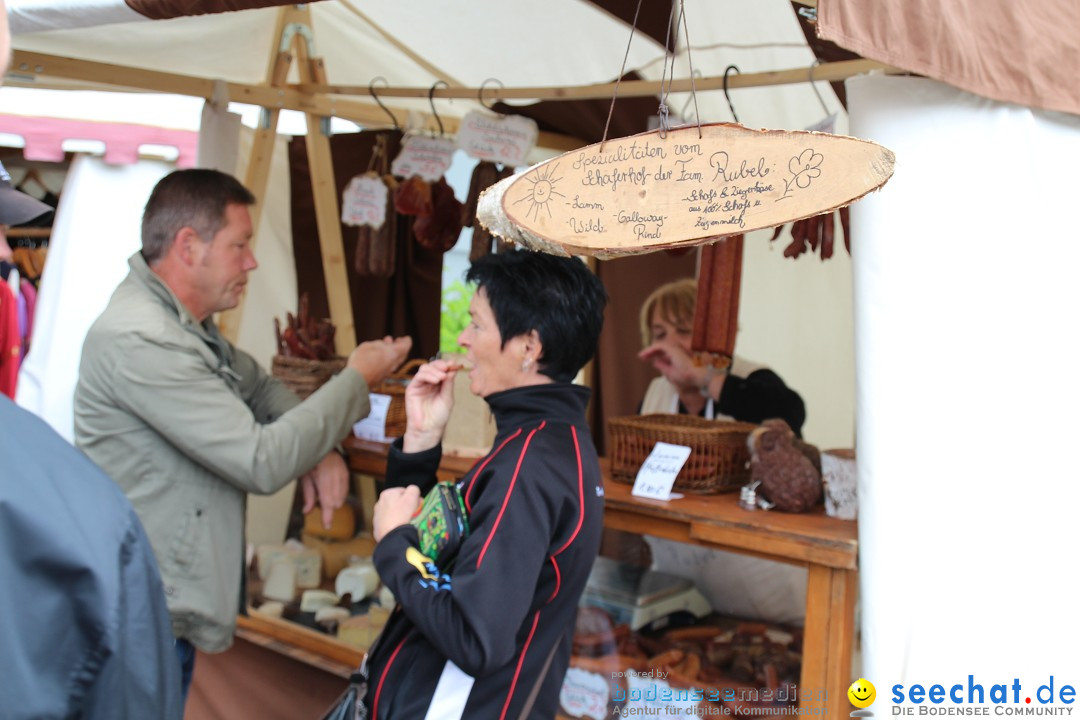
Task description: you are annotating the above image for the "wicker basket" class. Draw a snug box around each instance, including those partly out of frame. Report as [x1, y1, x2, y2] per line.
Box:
[370, 358, 425, 439]
[271, 354, 347, 400]
[607, 414, 757, 494]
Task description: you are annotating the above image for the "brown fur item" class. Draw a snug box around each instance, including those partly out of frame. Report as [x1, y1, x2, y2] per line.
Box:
[747, 419, 823, 513]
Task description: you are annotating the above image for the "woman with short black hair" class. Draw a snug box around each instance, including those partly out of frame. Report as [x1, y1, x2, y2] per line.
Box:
[367, 249, 608, 719]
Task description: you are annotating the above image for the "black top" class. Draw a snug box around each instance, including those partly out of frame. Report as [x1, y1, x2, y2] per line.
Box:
[368, 382, 605, 719]
[642, 368, 807, 437]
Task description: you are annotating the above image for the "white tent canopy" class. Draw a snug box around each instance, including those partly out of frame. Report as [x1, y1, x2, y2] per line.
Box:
[6, 0, 1079, 711]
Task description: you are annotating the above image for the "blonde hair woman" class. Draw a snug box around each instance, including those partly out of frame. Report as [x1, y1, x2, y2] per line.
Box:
[637, 278, 805, 434]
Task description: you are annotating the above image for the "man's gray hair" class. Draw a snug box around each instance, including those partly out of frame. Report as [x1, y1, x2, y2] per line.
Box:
[141, 169, 255, 264]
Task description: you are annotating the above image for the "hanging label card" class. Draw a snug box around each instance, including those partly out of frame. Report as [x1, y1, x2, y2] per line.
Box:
[352, 393, 393, 443]
[341, 173, 388, 228]
[632, 442, 692, 501]
[498, 122, 894, 257]
[391, 135, 456, 181]
[457, 110, 537, 167]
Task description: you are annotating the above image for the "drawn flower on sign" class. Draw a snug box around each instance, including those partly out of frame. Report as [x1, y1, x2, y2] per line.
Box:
[779, 148, 824, 200]
[513, 162, 564, 220]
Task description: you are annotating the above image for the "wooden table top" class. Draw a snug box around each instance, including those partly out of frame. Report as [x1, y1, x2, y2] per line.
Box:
[343, 438, 857, 569]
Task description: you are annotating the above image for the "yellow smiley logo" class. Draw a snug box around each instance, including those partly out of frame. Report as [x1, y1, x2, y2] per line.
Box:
[848, 678, 876, 708]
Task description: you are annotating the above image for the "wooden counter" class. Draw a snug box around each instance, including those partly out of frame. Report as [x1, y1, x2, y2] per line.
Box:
[241, 439, 858, 712]
[601, 479, 857, 710]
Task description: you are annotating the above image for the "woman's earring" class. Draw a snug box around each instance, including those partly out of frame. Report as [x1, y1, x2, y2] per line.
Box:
[521, 356, 533, 373]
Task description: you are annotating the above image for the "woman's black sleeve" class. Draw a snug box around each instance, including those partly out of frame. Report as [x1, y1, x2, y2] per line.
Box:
[716, 369, 807, 437]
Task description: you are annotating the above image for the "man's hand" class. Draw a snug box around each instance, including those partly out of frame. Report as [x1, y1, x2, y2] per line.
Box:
[348, 336, 413, 387]
[301, 451, 350, 529]
[401, 359, 461, 453]
[372, 485, 422, 542]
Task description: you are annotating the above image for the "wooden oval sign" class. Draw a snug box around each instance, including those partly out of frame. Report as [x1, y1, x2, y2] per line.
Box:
[497, 122, 894, 257]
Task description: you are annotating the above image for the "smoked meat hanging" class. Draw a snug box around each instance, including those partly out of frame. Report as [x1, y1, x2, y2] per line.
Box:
[691, 234, 744, 364]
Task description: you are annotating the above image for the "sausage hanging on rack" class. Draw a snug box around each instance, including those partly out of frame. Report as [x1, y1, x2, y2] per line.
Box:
[691, 234, 744, 364]
[413, 176, 465, 253]
[464, 162, 517, 259]
[354, 173, 399, 277]
[772, 208, 851, 261]
[464, 161, 500, 261]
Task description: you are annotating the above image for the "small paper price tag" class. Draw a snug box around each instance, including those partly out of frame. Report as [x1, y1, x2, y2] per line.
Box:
[456, 110, 538, 167]
[352, 393, 393, 443]
[391, 135, 456, 181]
[341, 174, 388, 228]
[631, 442, 692, 501]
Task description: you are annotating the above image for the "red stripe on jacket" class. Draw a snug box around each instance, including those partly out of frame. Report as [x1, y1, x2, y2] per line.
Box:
[476, 421, 545, 569]
[498, 610, 542, 720]
[547, 425, 585, 602]
[371, 637, 408, 719]
[464, 428, 522, 513]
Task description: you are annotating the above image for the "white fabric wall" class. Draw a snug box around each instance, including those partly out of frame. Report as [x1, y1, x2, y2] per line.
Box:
[16, 155, 168, 440]
[848, 74, 1080, 695]
[739, 226, 855, 451]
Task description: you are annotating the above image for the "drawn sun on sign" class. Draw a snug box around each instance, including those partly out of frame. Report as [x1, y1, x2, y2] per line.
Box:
[513, 162, 564, 220]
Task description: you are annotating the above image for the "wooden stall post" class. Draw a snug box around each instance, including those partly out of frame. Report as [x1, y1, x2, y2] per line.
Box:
[218, 6, 293, 343]
[291, 8, 356, 354]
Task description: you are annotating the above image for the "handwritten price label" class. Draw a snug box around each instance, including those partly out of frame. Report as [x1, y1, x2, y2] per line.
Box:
[341, 174, 388, 228]
[457, 110, 537, 166]
[631, 442, 691, 501]
[391, 135, 456, 181]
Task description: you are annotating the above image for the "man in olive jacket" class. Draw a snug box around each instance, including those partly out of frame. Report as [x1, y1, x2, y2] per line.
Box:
[73, 169, 410, 701]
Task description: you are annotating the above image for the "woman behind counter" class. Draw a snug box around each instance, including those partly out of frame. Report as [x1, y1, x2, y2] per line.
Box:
[637, 278, 809, 625]
[638, 278, 805, 434]
[367, 250, 608, 719]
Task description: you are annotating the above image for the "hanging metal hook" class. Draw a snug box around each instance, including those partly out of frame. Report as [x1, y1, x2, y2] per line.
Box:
[428, 80, 448, 137]
[368, 77, 400, 131]
[808, 60, 831, 117]
[478, 78, 504, 112]
[722, 65, 740, 124]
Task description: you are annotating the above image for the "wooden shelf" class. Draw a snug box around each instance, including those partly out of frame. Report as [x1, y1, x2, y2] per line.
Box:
[6, 227, 51, 238]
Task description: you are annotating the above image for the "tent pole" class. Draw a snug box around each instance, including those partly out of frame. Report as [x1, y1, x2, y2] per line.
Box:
[218, 6, 293, 343]
[291, 6, 356, 355]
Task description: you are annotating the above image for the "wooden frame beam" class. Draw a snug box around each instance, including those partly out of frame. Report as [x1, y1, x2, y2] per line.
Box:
[217, 5, 293, 344]
[289, 6, 356, 355]
[8, 50, 584, 152]
[295, 58, 901, 101]
[9, 51, 902, 150]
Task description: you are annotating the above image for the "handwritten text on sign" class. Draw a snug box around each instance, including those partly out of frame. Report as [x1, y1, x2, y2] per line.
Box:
[391, 135, 456, 181]
[632, 442, 692, 501]
[457, 110, 537, 167]
[499, 122, 894, 256]
[341, 174, 388, 229]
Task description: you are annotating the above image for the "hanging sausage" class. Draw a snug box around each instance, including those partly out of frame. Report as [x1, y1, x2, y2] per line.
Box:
[354, 173, 399, 277]
[769, 207, 850, 261]
[691, 234, 744, 365]
[413, 176, 464, 253]
[464, 161, 517, 260]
